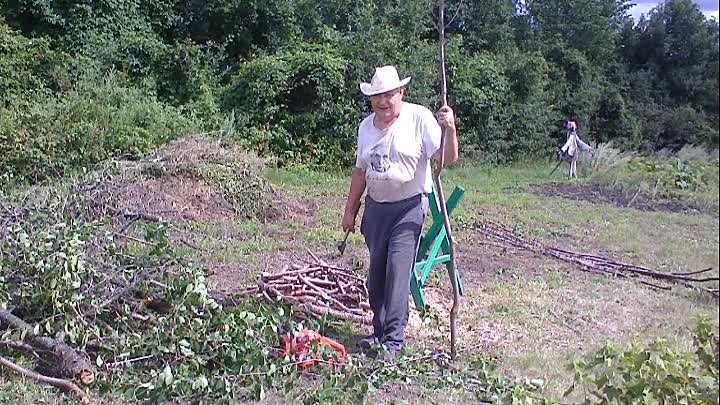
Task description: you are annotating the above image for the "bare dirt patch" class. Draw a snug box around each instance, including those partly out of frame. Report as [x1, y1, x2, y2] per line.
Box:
[528, 183, 703, 214]
[116, 175, 236, 222]
[207, 263, 253, 292]
[264, 192, 321, 226]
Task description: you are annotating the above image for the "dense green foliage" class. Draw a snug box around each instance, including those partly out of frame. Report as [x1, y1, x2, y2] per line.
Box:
[567, 316, 719, 404]
[1, 0, 718, 176]
[0, 73, 200, 183]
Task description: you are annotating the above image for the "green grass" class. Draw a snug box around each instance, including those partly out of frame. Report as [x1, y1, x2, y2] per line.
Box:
[265, 166, 352, 197]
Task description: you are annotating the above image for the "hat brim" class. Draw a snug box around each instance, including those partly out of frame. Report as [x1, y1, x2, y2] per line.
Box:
[360, 77, 412, 96]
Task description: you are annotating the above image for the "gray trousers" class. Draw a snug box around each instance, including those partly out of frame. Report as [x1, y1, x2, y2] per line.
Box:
[360, 193, 428, 351]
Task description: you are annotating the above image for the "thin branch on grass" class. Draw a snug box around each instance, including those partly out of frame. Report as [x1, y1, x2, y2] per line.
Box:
[627, 186, 642, 208]
[113, 232, 157, 246]
[0, 356, 90, 403]
[178, 238, 210, 252]
[106, 354, 155, 369]
[471, 220, 719, 297]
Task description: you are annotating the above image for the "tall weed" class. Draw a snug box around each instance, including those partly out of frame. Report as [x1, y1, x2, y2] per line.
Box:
[587, 143, 719, 212]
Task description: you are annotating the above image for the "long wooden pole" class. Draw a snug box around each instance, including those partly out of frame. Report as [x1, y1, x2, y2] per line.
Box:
[435, 0, 460, 360]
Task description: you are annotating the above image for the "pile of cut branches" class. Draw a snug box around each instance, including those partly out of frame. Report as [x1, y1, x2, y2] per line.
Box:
[75, 136, 275, 224]
[473, 220, 719, 297]
[0, 190, 183, 402]
[237, 257, 372, 326]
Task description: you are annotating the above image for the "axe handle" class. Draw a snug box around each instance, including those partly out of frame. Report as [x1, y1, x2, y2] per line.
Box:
[549, 158, 564, 176]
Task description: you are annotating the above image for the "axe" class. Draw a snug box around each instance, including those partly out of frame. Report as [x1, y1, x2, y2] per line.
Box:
[336, 230, 350, 255]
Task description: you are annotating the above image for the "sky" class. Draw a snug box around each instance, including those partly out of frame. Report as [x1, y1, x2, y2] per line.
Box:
[629, 0, 720, 21]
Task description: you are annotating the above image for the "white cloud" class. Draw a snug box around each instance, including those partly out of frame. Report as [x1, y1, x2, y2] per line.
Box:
[630, 3, 656, 20]
[629, 1, 720, 21]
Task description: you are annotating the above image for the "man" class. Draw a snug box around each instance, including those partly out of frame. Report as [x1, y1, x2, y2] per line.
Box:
[341, 65, 458, 360]
[560, 120, 592, 178]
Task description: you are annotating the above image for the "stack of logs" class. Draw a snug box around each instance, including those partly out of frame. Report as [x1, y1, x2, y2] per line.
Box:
[474, 220, 719, 297]
[238, 260, 372, 325]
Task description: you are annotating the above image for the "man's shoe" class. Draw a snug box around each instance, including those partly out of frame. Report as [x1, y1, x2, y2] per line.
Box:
[358, 335, 379, 352]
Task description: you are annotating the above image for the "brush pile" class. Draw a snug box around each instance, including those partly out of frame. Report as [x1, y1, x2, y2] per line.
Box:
[474, 220, 719, 297]
[237, 258, 372, 325]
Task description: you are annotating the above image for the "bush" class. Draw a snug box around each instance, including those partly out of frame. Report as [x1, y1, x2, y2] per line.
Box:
[503, 49, 558, 159]
[0, 71, 200, 184]
[676, 144, 720, 164]
[587, 142, 719, 211]
[566, 316, 719, 405]
[0, 19, 61, 106]
[588, 142, 636, 178]
[451, 51, 512, 162]
[633, 103, 719, 152]
[222, 44, 360, 167]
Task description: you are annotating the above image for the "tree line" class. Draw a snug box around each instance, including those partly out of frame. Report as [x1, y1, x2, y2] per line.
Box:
[1, 0, 718, 179]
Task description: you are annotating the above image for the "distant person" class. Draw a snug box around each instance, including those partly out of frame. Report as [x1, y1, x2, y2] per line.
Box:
[341, 65, 459, 360]
[560, 120, 593, 178]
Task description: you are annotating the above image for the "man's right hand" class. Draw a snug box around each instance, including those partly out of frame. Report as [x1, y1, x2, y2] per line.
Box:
[342, 213, 356, 234]
[342, 168, 366, 235]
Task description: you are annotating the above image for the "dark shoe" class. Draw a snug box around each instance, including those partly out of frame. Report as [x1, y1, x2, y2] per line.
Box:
[358, 335, 379, 352]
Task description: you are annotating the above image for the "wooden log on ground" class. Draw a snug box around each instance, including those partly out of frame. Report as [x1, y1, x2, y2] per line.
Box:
[0, 310, 95, 385]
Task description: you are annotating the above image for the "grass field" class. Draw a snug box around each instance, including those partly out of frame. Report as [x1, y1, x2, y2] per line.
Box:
[1, 158, 718, 404]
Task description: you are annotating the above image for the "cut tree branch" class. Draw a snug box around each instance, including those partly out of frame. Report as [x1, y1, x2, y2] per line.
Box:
[0, 356, 89, 403]
[471, 220, 719, 297]
[0, 310, 95, 385]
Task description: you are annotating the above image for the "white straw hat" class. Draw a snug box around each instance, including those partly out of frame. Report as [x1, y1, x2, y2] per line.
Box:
[359, 65, 411, 96]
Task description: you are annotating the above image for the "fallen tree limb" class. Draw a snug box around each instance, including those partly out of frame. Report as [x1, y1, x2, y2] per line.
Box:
[0, 310, 95, 385]
[83, 268, 149, 319]
[1, 340, 37, 353]
[0, 356, 89, 403]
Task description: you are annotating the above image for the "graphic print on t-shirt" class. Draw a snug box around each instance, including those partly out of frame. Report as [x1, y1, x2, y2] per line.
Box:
[370, 144, 392, 174]
[365, 132, 413, 185]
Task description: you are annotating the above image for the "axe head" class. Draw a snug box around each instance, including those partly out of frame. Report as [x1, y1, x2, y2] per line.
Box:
[336, 240, 347, 255]
[336, 230, 350, 255]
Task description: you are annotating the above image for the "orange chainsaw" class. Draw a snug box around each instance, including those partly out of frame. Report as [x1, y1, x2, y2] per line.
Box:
[277, 324, 347, 368]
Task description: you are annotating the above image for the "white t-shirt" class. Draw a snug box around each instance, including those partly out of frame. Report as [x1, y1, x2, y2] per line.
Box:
[355, 102, 441, 203]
